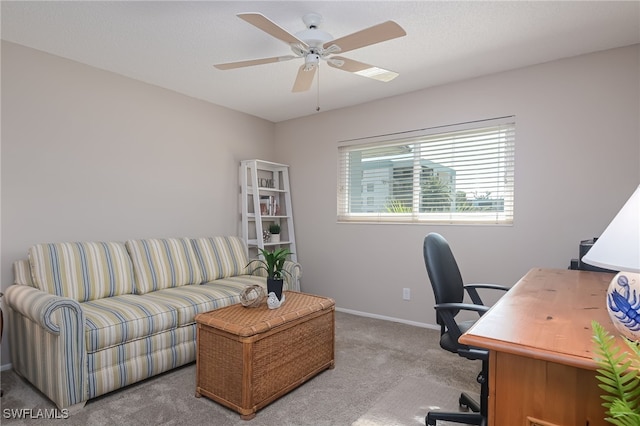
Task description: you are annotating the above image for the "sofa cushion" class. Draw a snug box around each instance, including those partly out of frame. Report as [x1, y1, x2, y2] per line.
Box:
[82, 295, 178, 352]
[126, 238, 203, 294]
[28, 242, 135, 302]
[191, 236, 249, 281]
[13, 260, 35, 286]
[87, 326, 196, 399]
[143, 275, 265, 326]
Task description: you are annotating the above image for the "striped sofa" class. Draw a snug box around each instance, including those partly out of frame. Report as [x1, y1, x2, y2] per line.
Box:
[4, 236, 301, 411]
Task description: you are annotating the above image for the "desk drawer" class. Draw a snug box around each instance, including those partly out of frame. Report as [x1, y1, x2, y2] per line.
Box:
[490, 351, 605, 426]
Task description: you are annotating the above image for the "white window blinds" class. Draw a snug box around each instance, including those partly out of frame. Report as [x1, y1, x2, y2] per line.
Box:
[337, 117, 515, 224]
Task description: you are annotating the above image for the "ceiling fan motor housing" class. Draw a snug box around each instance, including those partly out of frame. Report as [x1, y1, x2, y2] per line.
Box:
[296, 12, 332, 48]
[302, 12, 323, 28]
[295, 28, 333, 48]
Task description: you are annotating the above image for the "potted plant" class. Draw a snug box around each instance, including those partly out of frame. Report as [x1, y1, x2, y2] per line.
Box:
[268, 223, 281, 243]
[592, 320, 640, 424]
[247, 247, 292, 302]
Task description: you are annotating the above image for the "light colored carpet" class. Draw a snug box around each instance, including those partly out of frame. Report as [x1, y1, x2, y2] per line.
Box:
[1, 311, 481, 425]
[353, 376, 479, 426]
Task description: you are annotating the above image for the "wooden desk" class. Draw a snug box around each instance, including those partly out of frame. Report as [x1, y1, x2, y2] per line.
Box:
[459, 268, 625, 426]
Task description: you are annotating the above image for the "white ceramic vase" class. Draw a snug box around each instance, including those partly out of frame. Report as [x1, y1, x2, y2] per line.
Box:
[606, 271, 640, 341]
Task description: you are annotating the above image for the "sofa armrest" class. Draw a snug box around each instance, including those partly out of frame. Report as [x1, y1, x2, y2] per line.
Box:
[282, 260, 302, 292]
[4, 284, 88, 410]
[5, 284, 82, 333]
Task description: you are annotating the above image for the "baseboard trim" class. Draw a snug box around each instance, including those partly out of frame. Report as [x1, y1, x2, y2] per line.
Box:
[1, 362, 13, 372]
[335, 307, 439, 331]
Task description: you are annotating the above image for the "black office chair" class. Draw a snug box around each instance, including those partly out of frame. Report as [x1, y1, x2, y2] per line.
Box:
[423, 232, 509, 426]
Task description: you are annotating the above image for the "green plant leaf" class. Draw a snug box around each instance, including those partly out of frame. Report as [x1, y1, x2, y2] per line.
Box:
[246, 248, 293, 280]
[592, 320, 640, 423]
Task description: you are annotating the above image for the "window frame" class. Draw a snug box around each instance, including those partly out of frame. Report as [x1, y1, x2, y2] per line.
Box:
[337, 116, 516, 225]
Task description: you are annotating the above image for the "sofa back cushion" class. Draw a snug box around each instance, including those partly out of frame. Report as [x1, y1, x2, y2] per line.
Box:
[191, 236, 249, 282]
[28, 242, 135, 302]
[126, 238, 203, 294]
[13, 260, 35, 286]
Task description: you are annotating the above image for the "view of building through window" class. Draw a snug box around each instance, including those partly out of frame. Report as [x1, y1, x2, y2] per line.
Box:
[337, 117, 515, 224]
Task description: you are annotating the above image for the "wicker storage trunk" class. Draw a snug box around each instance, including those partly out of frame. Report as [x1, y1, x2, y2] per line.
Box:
[195, 291, 335, 419]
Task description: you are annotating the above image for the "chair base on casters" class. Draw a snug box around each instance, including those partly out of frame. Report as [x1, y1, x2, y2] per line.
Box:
[426, 410, 484, 425]
[426, 363, 487, 425]
[459, 391, 480, 412]
[426, 390, 485, 425]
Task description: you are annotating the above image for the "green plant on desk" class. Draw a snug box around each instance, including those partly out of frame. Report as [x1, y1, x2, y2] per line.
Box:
[592, 321, 640, 425]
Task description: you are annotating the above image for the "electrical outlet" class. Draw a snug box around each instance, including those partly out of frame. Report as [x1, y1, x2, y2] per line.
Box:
[403, 288, 410, 301]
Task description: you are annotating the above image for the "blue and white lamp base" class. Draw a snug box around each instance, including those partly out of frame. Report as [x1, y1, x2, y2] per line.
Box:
[606, 272, 640, 341]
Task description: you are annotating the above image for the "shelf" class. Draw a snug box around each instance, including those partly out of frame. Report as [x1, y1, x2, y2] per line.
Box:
[247, 215, 291, 221]
[246, 187, 286, 194]
[248, 240, 293, 247]
[240, 159, 297, 262]
[248, 241, 292, 247]
[257, 187, 286, 192]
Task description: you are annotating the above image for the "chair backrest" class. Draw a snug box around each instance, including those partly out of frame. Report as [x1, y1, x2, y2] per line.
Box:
[423, 232, 465, 324]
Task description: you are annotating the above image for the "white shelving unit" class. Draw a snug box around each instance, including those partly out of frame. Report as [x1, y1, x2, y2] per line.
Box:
[239, 159, 297, 262]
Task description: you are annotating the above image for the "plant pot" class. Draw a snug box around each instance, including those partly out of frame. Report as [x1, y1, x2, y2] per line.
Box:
[270, 234, 280, 243]
[267, 277, 284, 301]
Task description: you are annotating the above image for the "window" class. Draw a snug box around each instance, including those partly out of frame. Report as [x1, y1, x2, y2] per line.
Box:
[337, 117, 515, 224]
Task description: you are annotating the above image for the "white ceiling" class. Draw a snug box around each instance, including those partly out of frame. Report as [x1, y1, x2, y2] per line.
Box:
[2, 1, 639, 123]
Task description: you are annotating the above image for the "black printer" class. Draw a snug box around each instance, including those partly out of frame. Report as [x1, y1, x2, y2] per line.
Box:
[569, 238, 618, 273]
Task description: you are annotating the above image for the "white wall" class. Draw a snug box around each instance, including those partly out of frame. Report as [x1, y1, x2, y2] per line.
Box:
[275, 45, 640, 325]
[0, 41, 276, 366]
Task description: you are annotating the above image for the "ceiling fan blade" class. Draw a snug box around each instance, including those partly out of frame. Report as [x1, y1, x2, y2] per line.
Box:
[292, 64, 317, 92]
[214, 55, 296, 70]
[238, 13, 309, 49]
[328, 56, 399, 82]
[323, 21, 406, 54]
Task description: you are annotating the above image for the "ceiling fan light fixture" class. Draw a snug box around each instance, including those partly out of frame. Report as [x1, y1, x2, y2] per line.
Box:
[355, 67, 399, 82]
[304, 53, 320, 71]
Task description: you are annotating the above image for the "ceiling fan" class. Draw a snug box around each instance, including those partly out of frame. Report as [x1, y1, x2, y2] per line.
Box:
[214, 12, 406, 93]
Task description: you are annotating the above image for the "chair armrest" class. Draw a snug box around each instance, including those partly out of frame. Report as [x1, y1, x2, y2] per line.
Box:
[434, 302, 489, 343]
[464, 283, 510, 305]
[4, 284, 88, 409]
[434, 302, 490, 316]
[465, 283, 510, 291]
[458, 347, 489, 361]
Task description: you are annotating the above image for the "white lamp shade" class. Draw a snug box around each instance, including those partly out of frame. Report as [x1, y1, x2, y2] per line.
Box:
[582, 185, 640, 273]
